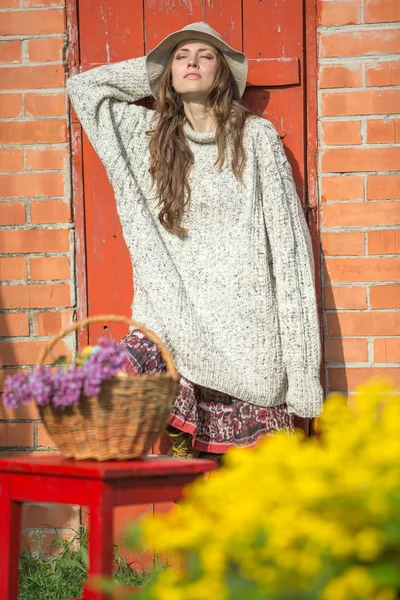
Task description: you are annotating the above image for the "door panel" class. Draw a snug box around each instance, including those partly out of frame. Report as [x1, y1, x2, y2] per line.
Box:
[74, 0, 309, 561]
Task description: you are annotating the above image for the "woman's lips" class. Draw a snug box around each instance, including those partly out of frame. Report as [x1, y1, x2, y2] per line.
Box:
[185, 74, 201, 79]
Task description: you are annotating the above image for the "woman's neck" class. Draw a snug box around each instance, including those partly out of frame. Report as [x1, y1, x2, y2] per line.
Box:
[182, 100, 216, 133]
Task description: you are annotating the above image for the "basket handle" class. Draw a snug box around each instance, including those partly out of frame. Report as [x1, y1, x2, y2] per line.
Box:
[36, 314, 179, 381]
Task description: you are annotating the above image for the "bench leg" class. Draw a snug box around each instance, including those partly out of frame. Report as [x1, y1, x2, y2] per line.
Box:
[0, 473, 22, 600]
[83, 481, 114, 600]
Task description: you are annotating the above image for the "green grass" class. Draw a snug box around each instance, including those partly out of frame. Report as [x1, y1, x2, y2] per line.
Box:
[18, 526, 155, 600]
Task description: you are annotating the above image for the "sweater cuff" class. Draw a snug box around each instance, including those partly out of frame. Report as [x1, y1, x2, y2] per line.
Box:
[285, 366, 324, 418]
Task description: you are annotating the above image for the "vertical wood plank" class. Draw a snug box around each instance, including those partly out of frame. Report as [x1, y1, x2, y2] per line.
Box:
[243, 0, 305, 197]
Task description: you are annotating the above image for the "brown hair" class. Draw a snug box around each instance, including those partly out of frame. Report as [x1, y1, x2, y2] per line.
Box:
[147, 45, 257, 235]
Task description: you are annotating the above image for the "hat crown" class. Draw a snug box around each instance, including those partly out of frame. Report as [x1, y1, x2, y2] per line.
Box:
[180, 21, 223, 42]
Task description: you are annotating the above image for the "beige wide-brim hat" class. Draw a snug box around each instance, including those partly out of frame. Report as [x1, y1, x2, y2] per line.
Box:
[145, 21, 248, 99]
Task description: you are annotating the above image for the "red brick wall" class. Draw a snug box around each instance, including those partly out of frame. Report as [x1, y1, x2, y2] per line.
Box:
[318, 0, 400, 395]
[0, 0, 78, 550]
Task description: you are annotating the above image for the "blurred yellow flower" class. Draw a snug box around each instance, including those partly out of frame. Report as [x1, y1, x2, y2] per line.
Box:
[129, 378, 400, 599]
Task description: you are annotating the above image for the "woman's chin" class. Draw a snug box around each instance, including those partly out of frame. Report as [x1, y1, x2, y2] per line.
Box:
[178, 87, 211, 102]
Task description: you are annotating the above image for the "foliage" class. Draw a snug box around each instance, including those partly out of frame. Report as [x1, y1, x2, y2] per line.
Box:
[18, 526, 152, 600]
[3, 338, 128, 410]
[125, 378, 400, 600]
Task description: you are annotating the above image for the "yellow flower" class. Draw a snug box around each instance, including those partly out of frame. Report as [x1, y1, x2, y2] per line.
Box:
[81, 345, 94, 355]
[126, 378, 400, 600]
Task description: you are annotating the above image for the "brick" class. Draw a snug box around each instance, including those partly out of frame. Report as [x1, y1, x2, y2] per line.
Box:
[0, 313, 29, 336]
[0, 65, 64, 91]
[328, 367, 400, 391]
[318, 0, 360, 26]
[369, 230, 400, 255]
[322, 120, 361, 145]
[1, 284, 71, 309]
[23, 0, 65, 6]
[0, 401, 39, 419]
[0, 229, 69, 253]
[0, 41, 21, 63]
[322, 89, 400, 116]
[0, 202, 26, 225]
[325, 257, 400, 283]
[366, 61, 400, 86]
[365, 0, 400, 23]
[368, 175, 400, 200]
[30, 256, 70, 280]
[324, 285, 367, 309]
[20, 532, 72, 557]
[0, 10, 65, 36]
[30, 200, 71, 224]
[25, 93, 66, 117]
[370, 284, 400, 308]
[367, 118, 400, 144]
[0, 120, 67, 144]
[0, 173, 64, 198]
[34, 309, 74, 336]
[0, 257, 27, 280]
[0, 149, 24, 173]
[0, 422, 34, 447]
[323, 202, 400, 228]
[321, 232, 365, 256]
[325, 337, 368, 363]
[27, 147, 67, 171]
[36, 424, 58, 448]
[0, 0, 19, 7]
[320, 29, 400, 58]
[321, 175, 364, 201]
[28, 38, 64, 63]
[0, 94, 22, 118]
[322, 147, 400, 172]
[0, 339, 71, 366]
[22, 503, 79, 530]
[319, 64, 362, 89]
[327, 312, 400, 336]
[374, 339, 400, 363]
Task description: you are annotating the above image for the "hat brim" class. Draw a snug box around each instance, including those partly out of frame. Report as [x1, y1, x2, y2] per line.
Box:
[145, 30, 248, 99]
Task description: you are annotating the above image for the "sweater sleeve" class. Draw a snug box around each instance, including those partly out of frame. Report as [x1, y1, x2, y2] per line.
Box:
[258, 120, 323, 418]
[66, 56, 153, 189]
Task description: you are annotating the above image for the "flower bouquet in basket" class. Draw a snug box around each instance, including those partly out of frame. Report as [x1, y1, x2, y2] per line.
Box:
[2, 315, 179, 461]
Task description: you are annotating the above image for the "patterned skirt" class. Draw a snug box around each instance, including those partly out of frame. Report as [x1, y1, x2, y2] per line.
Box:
[118, 329, 294, 454]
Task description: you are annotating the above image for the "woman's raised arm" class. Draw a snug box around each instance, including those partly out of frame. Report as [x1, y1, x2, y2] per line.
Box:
[66, 56, 153, 178]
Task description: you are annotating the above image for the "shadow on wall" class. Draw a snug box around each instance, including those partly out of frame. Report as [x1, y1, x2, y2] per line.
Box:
[321, 252, 349, 399]
[0, 288, 36, 453]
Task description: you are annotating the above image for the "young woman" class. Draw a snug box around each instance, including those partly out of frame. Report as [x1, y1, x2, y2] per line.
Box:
[67, 22, 323, 461]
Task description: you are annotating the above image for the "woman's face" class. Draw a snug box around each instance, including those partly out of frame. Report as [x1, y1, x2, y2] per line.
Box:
[170, 40, 218, 99]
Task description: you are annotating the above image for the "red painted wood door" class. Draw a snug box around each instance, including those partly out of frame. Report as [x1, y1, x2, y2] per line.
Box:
[71, 0, 312, 565]
[74, 0, 308, 344]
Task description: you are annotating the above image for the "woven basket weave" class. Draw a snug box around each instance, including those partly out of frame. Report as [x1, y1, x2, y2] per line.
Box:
[37, 315, 179, 461]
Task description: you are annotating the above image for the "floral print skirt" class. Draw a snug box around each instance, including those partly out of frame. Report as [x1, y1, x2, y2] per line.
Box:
[118, 329, 294, 454]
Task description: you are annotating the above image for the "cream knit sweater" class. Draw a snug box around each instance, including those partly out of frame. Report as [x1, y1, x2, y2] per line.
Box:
[67, 56, 323, 417]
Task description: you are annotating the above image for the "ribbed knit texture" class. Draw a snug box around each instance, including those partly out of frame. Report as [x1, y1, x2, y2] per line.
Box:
[66, 56, 323, 417]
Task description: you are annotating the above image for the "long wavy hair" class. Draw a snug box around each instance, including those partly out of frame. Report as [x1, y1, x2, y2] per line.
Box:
[147, 44, 257, 235]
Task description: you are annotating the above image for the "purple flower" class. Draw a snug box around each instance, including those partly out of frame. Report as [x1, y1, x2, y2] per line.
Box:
[52, 367, 85, 409]
[1, 337, 130, 411]
[3, 372, 32, 409]
[81, 337, 129, 398]
[30, 366, 54, 407]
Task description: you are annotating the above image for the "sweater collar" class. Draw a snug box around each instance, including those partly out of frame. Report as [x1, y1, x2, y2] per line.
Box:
[183, 121, 216, 144]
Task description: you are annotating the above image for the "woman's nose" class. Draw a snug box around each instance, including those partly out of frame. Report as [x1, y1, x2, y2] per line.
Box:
[187, 57, 198, 68]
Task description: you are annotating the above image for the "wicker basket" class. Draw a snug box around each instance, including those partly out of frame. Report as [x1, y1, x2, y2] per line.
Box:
[37, 315, 180, 461]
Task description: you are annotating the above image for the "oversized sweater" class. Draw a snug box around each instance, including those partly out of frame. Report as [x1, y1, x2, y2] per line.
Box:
[66, 56, 323, 418]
